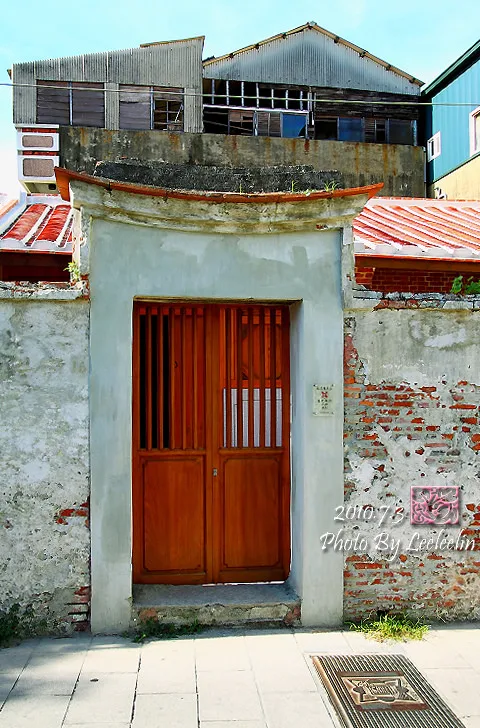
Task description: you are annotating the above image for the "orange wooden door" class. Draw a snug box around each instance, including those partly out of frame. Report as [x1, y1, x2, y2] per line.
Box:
[132, 302, 290, 584]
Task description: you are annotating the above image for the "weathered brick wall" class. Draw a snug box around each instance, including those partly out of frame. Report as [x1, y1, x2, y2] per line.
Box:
[343, 293, 480, 621]
[0, 284, 90, 632]
[354, 266, 466, 294]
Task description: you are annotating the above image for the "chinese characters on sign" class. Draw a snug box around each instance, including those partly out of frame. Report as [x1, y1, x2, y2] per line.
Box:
[312, 384, 334, 416]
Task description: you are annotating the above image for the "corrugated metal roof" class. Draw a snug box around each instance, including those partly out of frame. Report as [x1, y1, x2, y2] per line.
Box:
[12, 37, 204, 125]
[354, 198, 480, 260]
[204, 22, 423, 91]
[0, 203, 72, 253]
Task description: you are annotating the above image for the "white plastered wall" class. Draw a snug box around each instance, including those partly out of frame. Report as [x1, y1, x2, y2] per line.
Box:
[69, 181, 369, 632]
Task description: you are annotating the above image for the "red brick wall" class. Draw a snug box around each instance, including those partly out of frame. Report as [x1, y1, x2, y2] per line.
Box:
[354, 266, 464, 294]
[343, 307, 480, 622]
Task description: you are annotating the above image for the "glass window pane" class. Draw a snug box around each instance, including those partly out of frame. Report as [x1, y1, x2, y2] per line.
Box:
[338, 118, 363, 142]
[389, 119, 413, 145]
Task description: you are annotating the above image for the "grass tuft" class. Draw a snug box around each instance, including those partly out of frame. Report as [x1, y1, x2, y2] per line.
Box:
[0, 603, 47, 648]
[349, 613, 429, 642]
[131, 618, 203, 643]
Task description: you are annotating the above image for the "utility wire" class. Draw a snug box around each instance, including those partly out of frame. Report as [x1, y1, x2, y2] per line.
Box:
[1, 81, 480, 107]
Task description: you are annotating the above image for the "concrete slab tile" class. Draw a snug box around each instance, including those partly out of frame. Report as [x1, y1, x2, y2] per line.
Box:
[64, 672, 137, 725]
[246, 635, 317, 693]
[195, 633, 250, 672]
[200, 722, 266, 728]
[0, 672, 20, 705]
[0, 694, 70, 728]
[0, 643, 35, 672]
[132, 693, 197, 728]
[81, 640, 140, 673]
[137, 640, 196, 694]
[294, 630, 352, 655]
[463, 718, 480, 728]
[261, 691, 333, 728]
[403, 638, 470, 670]
[35, 636, 92, 654]
[11, 651, 85, 695]
[197, 670, 263, 722]
[423, 668, 480, 718]
[343, 630, 407, 654]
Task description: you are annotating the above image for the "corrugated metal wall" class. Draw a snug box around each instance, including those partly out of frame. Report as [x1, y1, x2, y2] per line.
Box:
[12, 39, 204, 132]
[427, 60, 480, 183]
[204, 28, 419, 96]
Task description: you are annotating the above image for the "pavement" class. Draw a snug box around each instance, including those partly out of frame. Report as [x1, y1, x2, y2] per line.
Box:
[1, 624, 480, 728]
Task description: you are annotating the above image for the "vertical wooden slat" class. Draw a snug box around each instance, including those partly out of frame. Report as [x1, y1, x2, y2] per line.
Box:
[236, 307, 243, 449]
[225, 307, 232, 448]
[259, 307, 266, 448]
[146, 307, 153, 450]
[169, 306, 176, 450]
[133, 305, 141, 449]
[247, 307, 254, 448]
[192, 307, 198, 450]
[157, 307, 164, 449]
[270, 307, 277, 448]
[281, 306, 290, 452]
[181, 307, 187, 450]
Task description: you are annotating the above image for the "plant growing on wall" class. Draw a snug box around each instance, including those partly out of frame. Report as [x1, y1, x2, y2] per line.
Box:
[451, 275, 480, 295]
[65, 260, 81, 284]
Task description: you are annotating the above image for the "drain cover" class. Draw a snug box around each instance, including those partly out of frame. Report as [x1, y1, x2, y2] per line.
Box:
[312, 654, 465, 728]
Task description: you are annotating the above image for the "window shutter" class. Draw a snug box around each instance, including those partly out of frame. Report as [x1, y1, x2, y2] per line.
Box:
[37, 81, 70, 125]
[119, 85, 151, 130]
[71, 82, 105, 127]
[364, 118, 376, 143]
[256, 111, 281, 137]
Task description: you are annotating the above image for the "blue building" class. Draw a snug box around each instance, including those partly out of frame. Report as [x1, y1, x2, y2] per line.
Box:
[423, 40, 480, 199]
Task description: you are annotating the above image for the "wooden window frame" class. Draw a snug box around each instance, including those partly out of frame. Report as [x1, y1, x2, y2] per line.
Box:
[469, 107, 480, 157]
[119, 85, 184, 132]
[36, 80, 105, 127]
[427, 131, 442, 161]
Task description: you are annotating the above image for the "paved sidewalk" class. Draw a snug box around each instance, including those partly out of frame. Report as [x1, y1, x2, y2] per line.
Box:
[1, 624, 480, 727]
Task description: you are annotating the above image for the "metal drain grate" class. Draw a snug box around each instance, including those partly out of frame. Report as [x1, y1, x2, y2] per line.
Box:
[312, 654, 465, 728]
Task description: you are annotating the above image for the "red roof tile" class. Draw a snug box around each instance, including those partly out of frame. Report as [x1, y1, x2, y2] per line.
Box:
[354, 198, 480, 261]
[0, 203, 72, 253]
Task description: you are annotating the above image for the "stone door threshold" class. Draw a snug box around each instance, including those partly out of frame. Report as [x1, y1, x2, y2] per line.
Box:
[132, 582, 301, 627]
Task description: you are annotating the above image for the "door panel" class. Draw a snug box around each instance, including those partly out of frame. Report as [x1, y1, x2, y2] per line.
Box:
[221, 455, 281, 569]
[143, 457, 205, 573]
[133, 302, 290, 585]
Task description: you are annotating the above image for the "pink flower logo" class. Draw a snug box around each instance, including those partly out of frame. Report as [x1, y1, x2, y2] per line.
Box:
[410, 486, 459, 525]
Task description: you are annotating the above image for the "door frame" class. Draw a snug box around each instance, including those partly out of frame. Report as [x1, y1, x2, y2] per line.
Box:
[131, 300, 291, 585]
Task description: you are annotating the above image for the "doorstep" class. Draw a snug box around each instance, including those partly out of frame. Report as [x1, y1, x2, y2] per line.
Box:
[132, 582, 301, 627]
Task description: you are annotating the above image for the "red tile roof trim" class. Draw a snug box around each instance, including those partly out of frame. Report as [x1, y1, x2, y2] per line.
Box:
[354, 198, 480, 261]
[55, 167, 383, 205]
[0, 203, 72, 253]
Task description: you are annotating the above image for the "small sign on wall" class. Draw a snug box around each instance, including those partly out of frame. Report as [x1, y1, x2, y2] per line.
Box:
[313, 384, 334, 416]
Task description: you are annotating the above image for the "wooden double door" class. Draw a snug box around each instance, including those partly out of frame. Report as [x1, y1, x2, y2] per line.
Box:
[132, 302, 291, 584]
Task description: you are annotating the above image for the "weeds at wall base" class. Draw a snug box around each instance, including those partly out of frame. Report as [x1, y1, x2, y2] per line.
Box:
[128, 617, 203, 643]
[0, 604, 49, 648]
[347, 613, 429, 642]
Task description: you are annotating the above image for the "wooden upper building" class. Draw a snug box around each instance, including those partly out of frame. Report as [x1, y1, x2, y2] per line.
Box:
[10, 22, 424, 194]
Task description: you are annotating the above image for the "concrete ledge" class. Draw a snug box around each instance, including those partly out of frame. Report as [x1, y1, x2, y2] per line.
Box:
[346, 289, 480, 311]
[132, 583, 301, 628]
[0, 280, 89, 300]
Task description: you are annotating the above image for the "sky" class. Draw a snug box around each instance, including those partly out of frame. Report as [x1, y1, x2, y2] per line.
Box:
[1, 0, 480, 196]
